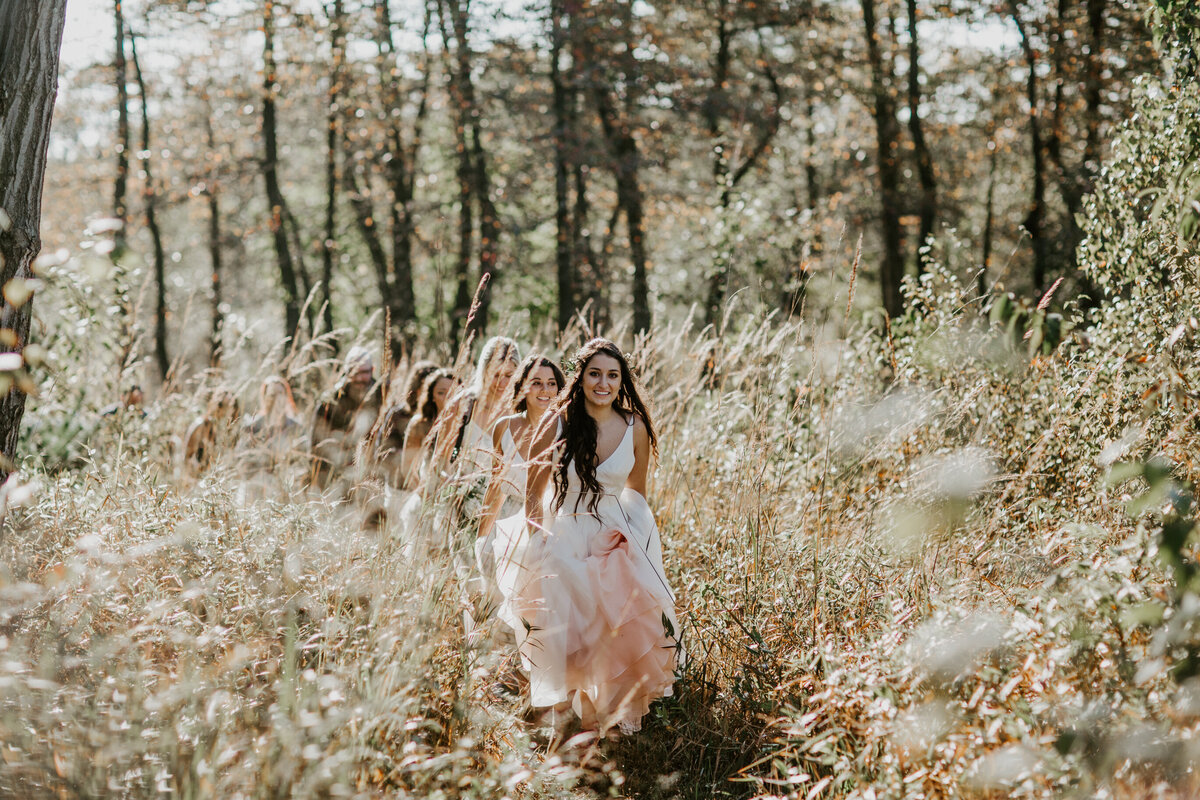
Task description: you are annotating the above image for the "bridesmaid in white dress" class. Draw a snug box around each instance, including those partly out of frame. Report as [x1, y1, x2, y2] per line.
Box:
[436, 336, 520, 476]
[513, 338, 682, 735]
[412, 337, 519, 560]
[475, 353, 564, 621]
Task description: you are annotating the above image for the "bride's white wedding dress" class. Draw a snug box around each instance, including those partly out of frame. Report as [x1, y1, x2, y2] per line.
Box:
[494, 415, 682, 732]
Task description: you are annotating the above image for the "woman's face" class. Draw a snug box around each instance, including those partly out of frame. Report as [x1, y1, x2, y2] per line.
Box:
[489, 356, 518, 398]
[432, 377, 454, 412]
[581, 353, 621, 409]
[523, 365, 560, 414]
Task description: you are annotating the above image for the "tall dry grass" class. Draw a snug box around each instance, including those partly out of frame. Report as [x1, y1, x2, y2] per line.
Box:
[3, 238, 1200, 799]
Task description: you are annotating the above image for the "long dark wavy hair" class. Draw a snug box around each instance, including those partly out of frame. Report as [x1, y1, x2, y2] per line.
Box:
[510, 352, 565, 413]
[552, 338, 657, 514]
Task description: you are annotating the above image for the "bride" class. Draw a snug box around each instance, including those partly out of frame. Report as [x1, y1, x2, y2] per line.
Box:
[509, 337, 682, 735]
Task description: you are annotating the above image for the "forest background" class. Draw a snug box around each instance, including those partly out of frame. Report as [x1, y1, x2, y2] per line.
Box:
[43, 0, 1163, 385]
[4, 0, 1200, 798]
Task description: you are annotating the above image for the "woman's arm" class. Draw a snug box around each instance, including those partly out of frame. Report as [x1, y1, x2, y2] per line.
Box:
[524, 413, 560, 531]
[400, 418, 430, 490]
[625, 414, 650, 499]
[477, 419, 509, 541]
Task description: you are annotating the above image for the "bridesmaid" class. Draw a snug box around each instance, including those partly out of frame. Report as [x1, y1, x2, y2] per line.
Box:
[475, 353, 564, 608]
[371, 359, 440, 488]
[435, 336, 520, 474]
[400, 367, 457, 489]
[515, 338, 682, 735]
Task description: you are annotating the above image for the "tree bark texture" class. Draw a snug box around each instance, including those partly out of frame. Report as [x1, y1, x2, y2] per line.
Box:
[0, 0, 68, 473]
[862, 0, 906, 317]
[129, 31, 169, 382]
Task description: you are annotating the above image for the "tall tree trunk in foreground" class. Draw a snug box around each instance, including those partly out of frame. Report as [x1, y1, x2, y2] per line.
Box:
[1010, 2, 1049, 291]
[905, 0, 937, 267]
[0, 0, 68, 474]
[261, 0, 303, 340]
[862, 0, 905, 316]
[129, 30, 168, 382]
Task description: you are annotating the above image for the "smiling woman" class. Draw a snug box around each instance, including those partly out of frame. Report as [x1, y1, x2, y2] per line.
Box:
[500, 337, 682, 736]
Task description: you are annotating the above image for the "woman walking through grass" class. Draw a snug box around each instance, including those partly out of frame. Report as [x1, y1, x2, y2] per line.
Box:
[514, 338, 682, 735]
[475, 352, 564, 625]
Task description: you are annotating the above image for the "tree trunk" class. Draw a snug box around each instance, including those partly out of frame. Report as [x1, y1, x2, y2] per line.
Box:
[207, 185, 222, 367]
[1083, 0, 1106, 172]
[321, 0, 345, 337]
[261, 0, 302, 340]
[803, 81, 819, 213]
[471, 121, 500, 338]
[592, 82, 651, 335]
[905, 0, 936, 266]
[573, 155, 602, 324]
[129, 31, 168, 382]
[439, 0, 499, 342]
[568, 16, 603, 326]
[703, 19, 785, 326]
[862, 0, 906, 317]
[0, 0, 68, 474]
[202, 101, 223, 366]
[375, 0, 425, 349]
[981, 138, 998, 300]
[343, 162, 396, 316]
[113, 0, 130, 256]
[1010, 2, 1049, 291]
[437, 0, 475, 349]
[550, 0, 575, 332]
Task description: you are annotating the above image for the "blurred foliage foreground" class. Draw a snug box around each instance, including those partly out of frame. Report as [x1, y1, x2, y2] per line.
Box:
[3, 81, 1200, 800]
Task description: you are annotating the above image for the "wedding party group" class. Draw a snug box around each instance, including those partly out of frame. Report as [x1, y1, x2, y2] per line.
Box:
[144, 334, 685, 736]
